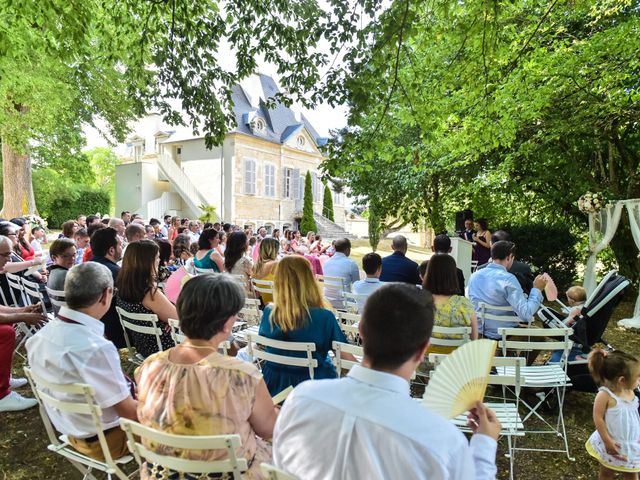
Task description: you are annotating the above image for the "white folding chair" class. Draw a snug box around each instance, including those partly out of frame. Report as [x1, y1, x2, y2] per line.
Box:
[316, 274, 348, 309]
[261, 463, 299, 480]
[23, 367, 133, 480]
[336, 311, 360, 326]
[498, 327, 574, 460]
[428, 325, 472, 351]
[194, 267, 219, 275]
[119, 418, 247, 480]
[428, 354, 526, 480]
[167, 318, 231, 355]
[46, 286, 67, 311]
[238, 298, 261, 327]
[332, 341, 363, 376]
[116, 307, 165, 366]
[338, 322, 361, 345]
[477, 302, 530, 338]
[471, 260, 479, 272]
[251, 278, 274, 299]
[21, 277, 53, 320]
[342, 292, 369, 313]
[245, 332, 317, 378]
[9, 275, 43, 358]
[5, 272, 27, 306]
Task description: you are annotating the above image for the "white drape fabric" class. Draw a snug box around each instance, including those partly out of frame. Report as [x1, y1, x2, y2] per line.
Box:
[583, 202, 624, 294]
[618, 201, 640, 329]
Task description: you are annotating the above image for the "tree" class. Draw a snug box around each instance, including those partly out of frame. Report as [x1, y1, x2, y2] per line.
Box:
[322, 182, 335, 221]
[300, 171, 317, 235]
[368, 205, 381, 252]
[0, 0, 385, 218]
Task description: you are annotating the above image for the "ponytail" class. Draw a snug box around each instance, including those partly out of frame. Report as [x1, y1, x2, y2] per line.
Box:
[588, 349, 640, 386]
[588, 349, 608, 384]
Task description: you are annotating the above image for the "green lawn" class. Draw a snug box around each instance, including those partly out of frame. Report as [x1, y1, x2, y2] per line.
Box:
[349, 239, 432, 269]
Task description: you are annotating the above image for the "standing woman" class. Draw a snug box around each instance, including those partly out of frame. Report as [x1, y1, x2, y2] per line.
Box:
[193, 229, 225, 272]
[258, 256, 354, 395]
[167, 216, 181, 242]
[472, 218, 492, 267]
[116, 240, 177, 357]
[225, 232, 254, 295]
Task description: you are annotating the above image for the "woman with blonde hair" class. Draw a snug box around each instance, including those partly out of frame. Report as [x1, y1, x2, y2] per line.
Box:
[252, 238, 280, 304]
[258, 255, 354, 395]
[167, 216, 181, 242]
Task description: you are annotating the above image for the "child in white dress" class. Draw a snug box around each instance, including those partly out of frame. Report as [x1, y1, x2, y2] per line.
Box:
[587, 349, 640, 479]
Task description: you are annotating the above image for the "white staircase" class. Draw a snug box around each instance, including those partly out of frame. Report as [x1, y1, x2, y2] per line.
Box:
[156, 154, 208, 219]
[314, 214, 358, 240]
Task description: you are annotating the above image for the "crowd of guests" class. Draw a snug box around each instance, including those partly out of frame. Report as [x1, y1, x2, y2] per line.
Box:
[3, 210, 629, 479]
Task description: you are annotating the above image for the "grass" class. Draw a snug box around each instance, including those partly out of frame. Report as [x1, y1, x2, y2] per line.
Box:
[349, 238, 431, 268]
[3, 286, 640, 479]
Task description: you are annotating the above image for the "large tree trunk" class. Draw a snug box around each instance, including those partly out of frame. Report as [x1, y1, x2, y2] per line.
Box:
[0, 142, 37, 218]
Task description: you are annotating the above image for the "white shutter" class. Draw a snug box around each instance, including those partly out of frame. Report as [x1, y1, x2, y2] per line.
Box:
[264, 164, 275, 197]
[244, 158, 256, 195]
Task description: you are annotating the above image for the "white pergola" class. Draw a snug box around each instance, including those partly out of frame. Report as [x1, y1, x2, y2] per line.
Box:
[584, 199, 640, 329]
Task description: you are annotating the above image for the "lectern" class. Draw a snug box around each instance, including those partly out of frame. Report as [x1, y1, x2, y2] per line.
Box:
[450, 237, 473, 284]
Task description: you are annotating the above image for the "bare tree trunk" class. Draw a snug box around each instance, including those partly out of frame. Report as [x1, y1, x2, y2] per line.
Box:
[0, 142, 37, 218]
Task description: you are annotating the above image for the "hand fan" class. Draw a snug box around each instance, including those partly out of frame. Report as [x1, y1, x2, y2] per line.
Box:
[423, 339, 497, 418]
[542, 273, 558, 301]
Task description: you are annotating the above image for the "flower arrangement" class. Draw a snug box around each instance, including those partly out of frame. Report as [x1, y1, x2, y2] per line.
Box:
[578, 192, 605, 214]
[24, 214, 48, 231]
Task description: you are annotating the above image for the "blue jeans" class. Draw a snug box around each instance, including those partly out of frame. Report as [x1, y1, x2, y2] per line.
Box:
[549, 345, 584, 363]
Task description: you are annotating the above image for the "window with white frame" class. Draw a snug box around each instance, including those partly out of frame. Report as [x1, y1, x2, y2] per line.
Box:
[264, 163, 276, 197]
[243, 158, 256, 195]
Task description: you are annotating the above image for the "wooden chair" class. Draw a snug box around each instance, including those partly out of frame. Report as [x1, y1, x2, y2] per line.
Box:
[24, 367, 133, 480]
[119, 418, 247, 480]
[332, 341, 363, 376]
[261, 463, 300, 480]
[245, 332, 317, 378]
[116, 307, 165, 366]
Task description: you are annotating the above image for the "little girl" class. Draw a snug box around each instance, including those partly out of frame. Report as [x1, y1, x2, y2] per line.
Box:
[587, 349, 640, 479]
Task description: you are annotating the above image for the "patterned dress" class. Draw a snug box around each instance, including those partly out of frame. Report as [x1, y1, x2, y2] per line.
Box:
[427, 295, 475, 354]
[586, 386, 640, 472]
[116, 296, 175, 358]
[135, 350, 271, 479]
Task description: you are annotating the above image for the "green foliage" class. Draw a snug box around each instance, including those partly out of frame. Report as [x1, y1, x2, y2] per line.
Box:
[300, 171, 317, 235]
[322, 183, 334, 221]
[198, 205, 218, 223]
[368, 206, 381, 252]
[500, 223, 579, 293]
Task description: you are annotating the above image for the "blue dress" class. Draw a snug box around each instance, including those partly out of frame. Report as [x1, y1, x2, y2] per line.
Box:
[193, 249, 220, 272]
[258, 306, 347, 395]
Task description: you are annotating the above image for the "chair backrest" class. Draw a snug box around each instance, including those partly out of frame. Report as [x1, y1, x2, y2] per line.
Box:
[245, 332, 317, 379]
[21, 277, 48, 313]
[260, 463, 299, 480]
[238, 298, 261, 326]
[251, 278, 274, 295]
[343, 292, 368, 313]
[498, 327, 573, 362]
[23, 366, 126, 471]
[195, 267, 219, 276]
[316, 274, 348, 308]
[45, 286, 67, 310]
[119, 418, 248, 480]
[116, 306, 164, 356]
[332, 341, 363, 376]
[477, 302, 523, 335]
[429, 325, 472, 348]
[167, 318, 230, 354]
[336, 311, 360, 326]
[338, 322, 361, 345]
[5, 272, 26, 306]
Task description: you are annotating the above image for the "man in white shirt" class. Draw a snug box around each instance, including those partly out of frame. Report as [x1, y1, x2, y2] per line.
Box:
[322, 238, 360, 308]
[273, 283, 500, 480]
[26, 262, 137, 461]
[187, 220, 201, 243]
[352, 253, 384, 308]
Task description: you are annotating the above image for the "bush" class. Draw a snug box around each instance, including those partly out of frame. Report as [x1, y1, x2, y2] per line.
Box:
[33, 169, 110, 228]
[322, 183, 334, 221]
[300, 171, 317, 234]
[368, 206, 381, 252]
[498, 222, 578, 292]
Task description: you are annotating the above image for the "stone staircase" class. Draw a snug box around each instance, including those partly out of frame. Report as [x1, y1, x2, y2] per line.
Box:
[313, 213, 358, 240]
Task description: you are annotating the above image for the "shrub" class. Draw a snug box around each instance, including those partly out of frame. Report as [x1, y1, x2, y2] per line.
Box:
[322, 183, 334, 221]
[300, 171, 317, 234]
[498, 222, 578, 292]
[368, 207, 381, 252]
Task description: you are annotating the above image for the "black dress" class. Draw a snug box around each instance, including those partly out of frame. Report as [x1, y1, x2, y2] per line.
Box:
[115, 295, 175, 358]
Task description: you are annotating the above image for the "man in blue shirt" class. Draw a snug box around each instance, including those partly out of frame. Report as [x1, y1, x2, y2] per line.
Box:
[379, 235, 420, 285]
[468, 241, 547, 339]
[352, 253, 384, 308]
[323, 238, 360, 308]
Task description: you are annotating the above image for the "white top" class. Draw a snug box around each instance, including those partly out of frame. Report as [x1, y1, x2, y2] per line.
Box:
[25, 307, 131, 438]
[273, 364, 497, 480]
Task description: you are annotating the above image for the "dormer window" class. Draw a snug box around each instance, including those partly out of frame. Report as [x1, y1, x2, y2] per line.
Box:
[296, 135, 306, 147]
[253, 118, 266, 134]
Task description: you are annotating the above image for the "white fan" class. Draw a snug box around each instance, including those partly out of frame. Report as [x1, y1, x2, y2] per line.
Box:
[423, 339, 497, 418]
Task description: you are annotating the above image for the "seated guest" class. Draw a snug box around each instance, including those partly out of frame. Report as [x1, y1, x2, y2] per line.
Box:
[273, 284, 500, 479]
[123, 223, 146, 253]
[0, 222, 46, 294]
[468, 241, 546, 339]
[82, 222, 106, 263]
[90, 227, 126, 347]
[26, 262, 137, 459]
[154, 238, 173, 283]
[548, 286, 588, 363]
[108, 217, 126, 240]
[149, 218, 163, 239]
[171, 234, 192, 267]
[193, 228, 224, 272]
[379, 235, 420, 285]
[259, 256, 354, 396]
[253, 238, 280, 305]
[73, 228, 90, 264]
[423, 254, 478, 353]
[0, 234, 45, 413]
[225, 232, 254, 295]
[30, 226, 47, 256]
[136, 275, 277, 480]
[11, 218, 37, 262]
[59, 219, 79, 240]
[47, 238, 76, 313]
[116, 240, 177, 357]
[77, 215, 87, 228]
[322, 238, 360, 308]
[352, 252, 384, 298]
[422, 234, 466, 296]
